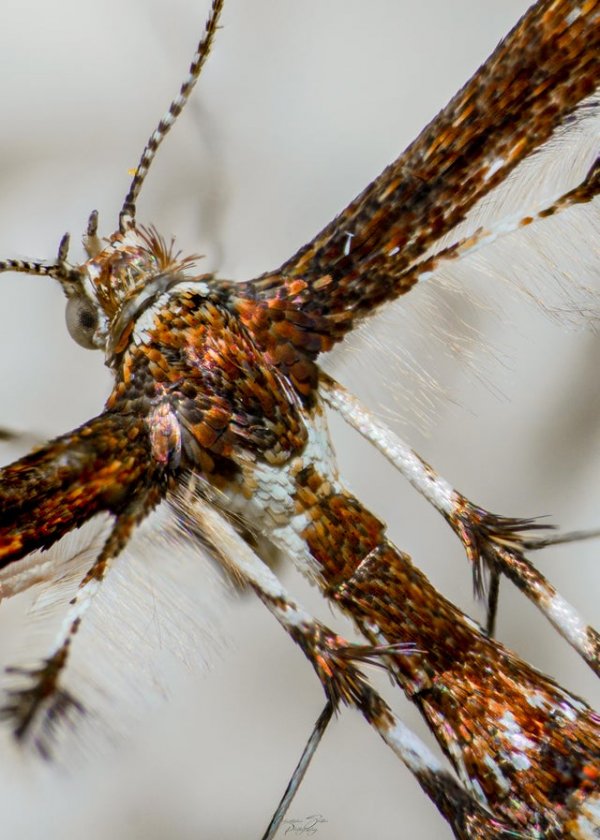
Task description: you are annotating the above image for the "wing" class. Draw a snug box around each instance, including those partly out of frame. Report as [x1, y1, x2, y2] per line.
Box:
[233, 0, 599, 375]
[0, 419, 229, 756]
[0, 412, 155, 580]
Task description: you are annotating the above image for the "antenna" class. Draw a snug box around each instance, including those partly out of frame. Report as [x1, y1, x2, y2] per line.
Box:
[118, 0, 224, 233]
[0, 233, 75, 287]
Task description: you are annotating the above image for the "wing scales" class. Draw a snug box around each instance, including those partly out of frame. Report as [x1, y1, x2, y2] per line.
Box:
[236, 0, 599, 359]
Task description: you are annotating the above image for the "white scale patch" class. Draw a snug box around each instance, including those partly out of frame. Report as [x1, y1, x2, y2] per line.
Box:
[322, 379, 455, 514]
[546, 592, 590, 652]
[483, 156, 506, 182]
[417, 270, 434, 282]
[526, 691, 549, 710]
[574, 794, 600, 840]
[483, 754, 510, 794]
[565, 5, 582, 25]
[132, 292, 172, 346]
[498, 711, 536, 771]
[217, 405, 341, 581]
[384, 720, 444, 776]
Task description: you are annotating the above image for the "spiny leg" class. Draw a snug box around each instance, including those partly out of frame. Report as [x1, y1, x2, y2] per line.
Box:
[320, 372, 600, 673]
[173, 484, 519, 840]
[1, 495, 154, 757]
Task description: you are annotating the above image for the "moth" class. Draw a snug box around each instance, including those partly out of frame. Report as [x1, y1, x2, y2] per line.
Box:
[0, 1, 598, 839]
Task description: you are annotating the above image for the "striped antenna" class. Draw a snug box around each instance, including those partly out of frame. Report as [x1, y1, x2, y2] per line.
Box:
[0, 258, 63, 280]
[0, 233, 74, 287]
[119, 0, 224, 233]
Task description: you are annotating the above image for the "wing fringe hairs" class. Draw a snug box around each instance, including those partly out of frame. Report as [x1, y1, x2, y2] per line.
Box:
[0, 506, 230, 759]
[328, 190, 600, 438]
[325, 55, 600, 435]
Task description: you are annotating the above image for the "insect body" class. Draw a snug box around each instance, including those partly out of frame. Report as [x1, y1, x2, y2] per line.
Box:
[0, 1, 598, 837]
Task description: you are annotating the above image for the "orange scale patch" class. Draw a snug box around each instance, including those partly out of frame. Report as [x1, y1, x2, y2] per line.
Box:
[287, 279, 308, 297]
[271, 319, 301, 342]
[194, 422, 220, 450]
[266, 297, 287, 313]
[147, 362, 168, 383]
[205, 407, 230, 430]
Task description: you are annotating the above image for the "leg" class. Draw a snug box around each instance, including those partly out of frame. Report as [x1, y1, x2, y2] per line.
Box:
[1, 497, 153, 757]
[173, 484, 518, 840]
[321, 372, 600, 673]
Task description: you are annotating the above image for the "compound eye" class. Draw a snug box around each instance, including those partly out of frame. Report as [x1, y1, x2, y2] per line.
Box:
[65, 295, 98, 349]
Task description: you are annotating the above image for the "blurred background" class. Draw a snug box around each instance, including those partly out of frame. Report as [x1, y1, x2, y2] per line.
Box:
[0, 1, 598, 837]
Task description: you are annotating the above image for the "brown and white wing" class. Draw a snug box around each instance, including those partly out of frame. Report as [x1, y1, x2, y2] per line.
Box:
[0, 423, 228, 754]
[235, 0, 599, 363]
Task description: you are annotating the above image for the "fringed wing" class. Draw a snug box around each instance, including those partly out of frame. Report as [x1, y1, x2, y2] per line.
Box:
[0, 412, 231, 756]
[0, 501, 230, 759]
[233, 0, 599, 380]
[0, 411, 156, 577]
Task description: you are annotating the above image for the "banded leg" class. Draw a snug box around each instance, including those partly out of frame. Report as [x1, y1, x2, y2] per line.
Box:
[173, 484, 520, 840]
[1, 493, 158, 757]
[320, 372, 600, 673]
[0, 411, 162, 754]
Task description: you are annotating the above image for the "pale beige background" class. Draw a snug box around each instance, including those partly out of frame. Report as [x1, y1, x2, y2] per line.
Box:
[0, 1, 599, 838]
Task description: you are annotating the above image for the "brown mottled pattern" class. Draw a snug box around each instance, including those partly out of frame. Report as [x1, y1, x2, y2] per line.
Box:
[295, 464, 384, 585]
[233, 293, 324, 397]
[0, 278, 311, 566]
[247, 586, 520, 838]
[0, 413, 156, 566]
[261, 602, 517, 840]
[234, 0, 599, 370]
[296, 476, 600, 836]
[0, 0, 598, 834]
[107, 287, 308, 469]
